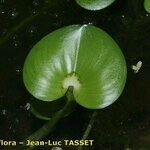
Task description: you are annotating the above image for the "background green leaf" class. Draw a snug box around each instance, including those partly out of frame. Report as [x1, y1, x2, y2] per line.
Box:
[23, 25, 127, 109]
[75, 0, 115, 10]
[144, 0, 150, 13]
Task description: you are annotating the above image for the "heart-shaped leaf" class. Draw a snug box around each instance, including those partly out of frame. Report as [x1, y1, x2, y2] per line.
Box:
[75, 0, 115, 10]
[144, 0, 150, 13]
[23, 25, 127, 109]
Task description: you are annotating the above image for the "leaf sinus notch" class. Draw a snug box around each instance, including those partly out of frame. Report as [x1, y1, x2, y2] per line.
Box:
[62, 73, 81, 91]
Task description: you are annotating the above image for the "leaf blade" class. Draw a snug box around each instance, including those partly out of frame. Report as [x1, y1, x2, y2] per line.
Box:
[73, 26, 126, 108]
[23, 25, 127, 109]
[144, 0, 150, 13]
[75, 0, 115, 10]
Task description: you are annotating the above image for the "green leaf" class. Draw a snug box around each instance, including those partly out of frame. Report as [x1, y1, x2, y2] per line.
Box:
[23, 24, 127, 109]
[144, 0, 150, 13]
[75, 0, 115, 10]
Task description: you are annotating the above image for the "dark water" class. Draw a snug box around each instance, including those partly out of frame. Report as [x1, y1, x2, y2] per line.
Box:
[0, 0, 150, 150]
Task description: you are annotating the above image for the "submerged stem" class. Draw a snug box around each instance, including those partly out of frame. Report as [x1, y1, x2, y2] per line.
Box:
[16, 87, 76, 150]
[78, 111, 98, 150]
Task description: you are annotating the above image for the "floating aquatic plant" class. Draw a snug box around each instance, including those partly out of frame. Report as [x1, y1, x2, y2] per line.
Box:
[75, 0, 116, 10]
[22, 24, 127, 146]
[144, 0, 150, 13]
[23, 24, 126, 111]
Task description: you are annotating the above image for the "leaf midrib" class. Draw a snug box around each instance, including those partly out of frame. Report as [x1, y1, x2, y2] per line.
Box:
[73, 25, 87, 72]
